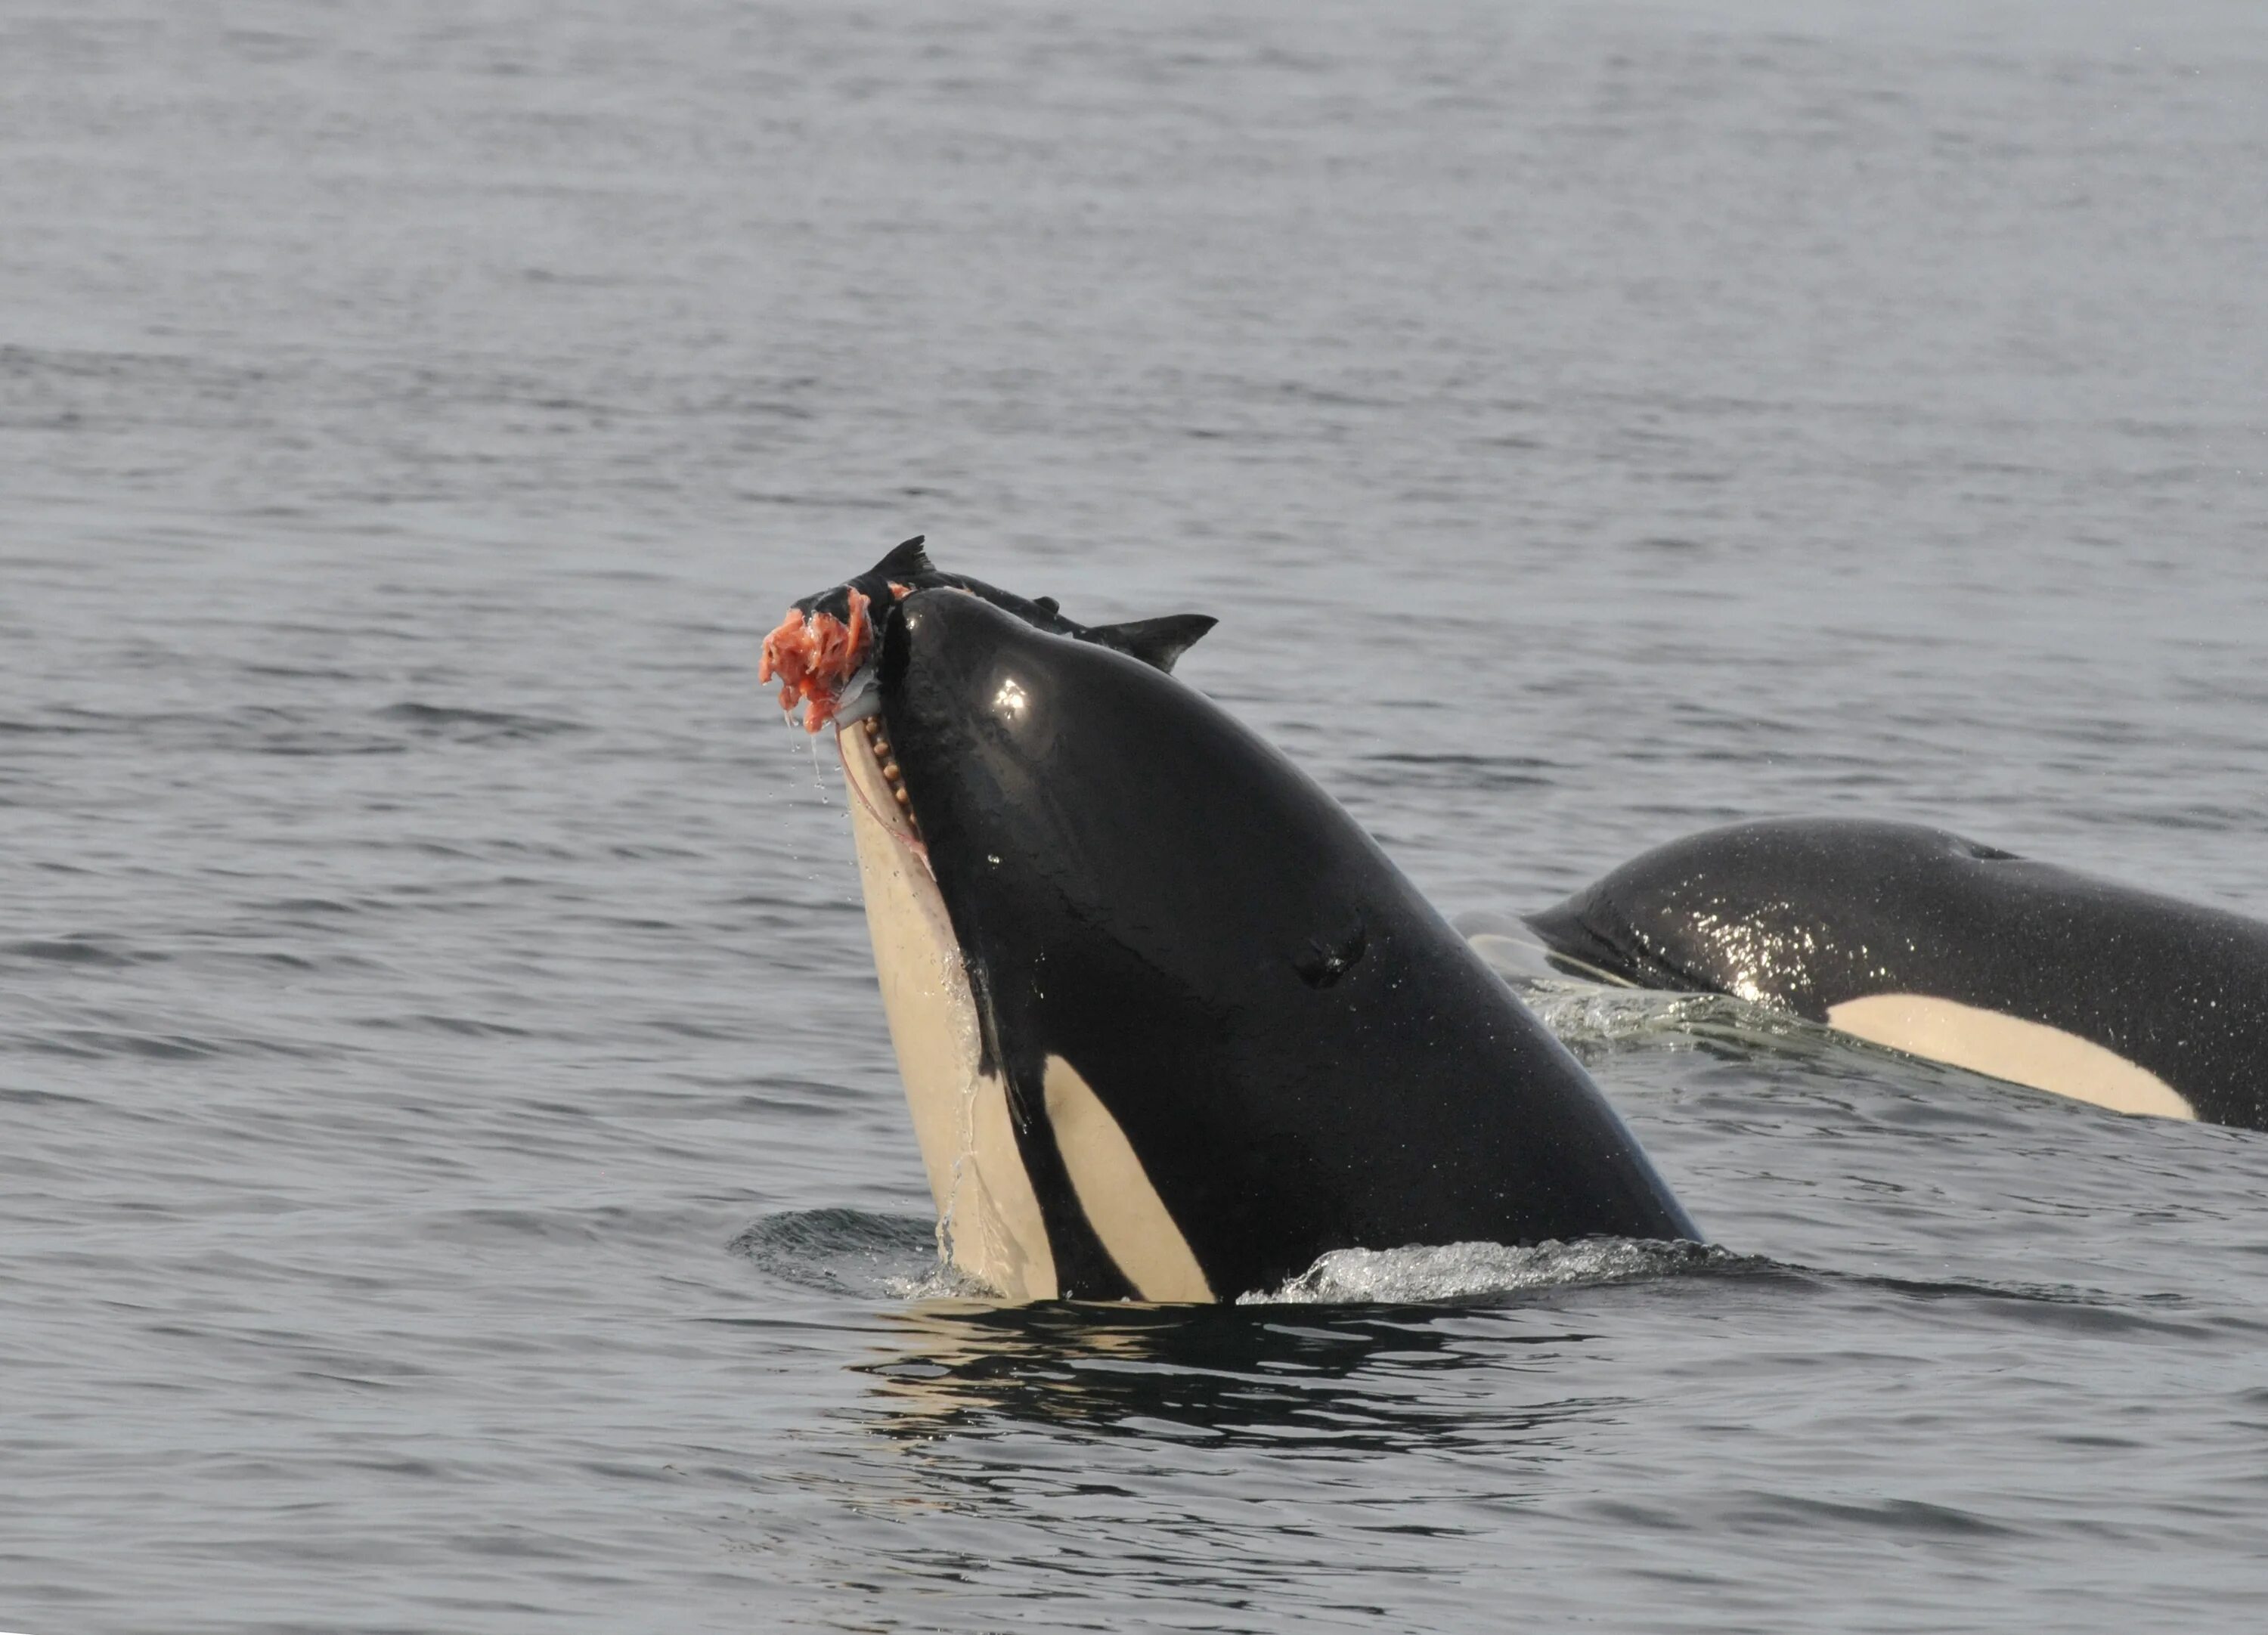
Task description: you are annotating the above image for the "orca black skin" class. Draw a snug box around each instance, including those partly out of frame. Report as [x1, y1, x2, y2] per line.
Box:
[854, 587, 1696, 1302]
[1524, 817, 2268, 1129]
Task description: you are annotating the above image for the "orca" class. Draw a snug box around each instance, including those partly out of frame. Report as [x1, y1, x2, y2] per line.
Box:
[764, 543, 1698, 1302]
[1522, 818, 2268, 1129]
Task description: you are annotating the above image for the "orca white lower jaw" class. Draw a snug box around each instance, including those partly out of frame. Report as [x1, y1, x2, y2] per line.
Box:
[835, 714, 1057, 1301]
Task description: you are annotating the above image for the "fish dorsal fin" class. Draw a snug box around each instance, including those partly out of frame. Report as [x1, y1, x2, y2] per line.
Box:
[1033, 596, 1060, 618]
[872, 535, 935, 579]
[1086, 613, 1217, 674]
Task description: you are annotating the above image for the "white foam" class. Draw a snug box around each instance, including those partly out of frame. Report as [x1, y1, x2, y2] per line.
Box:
[1237, 1237, 1718, 1305]
[886, 1262, 1004, 1302]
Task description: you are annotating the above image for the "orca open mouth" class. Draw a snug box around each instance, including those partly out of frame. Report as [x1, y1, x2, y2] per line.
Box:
[761, 535, 1215, 737]
[840, 710, 925, 850]
[759, 573, 928, 850]
[761, 532, 1219, 867]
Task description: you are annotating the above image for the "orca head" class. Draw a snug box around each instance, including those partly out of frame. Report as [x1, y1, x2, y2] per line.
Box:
[807, 566, 1698, 1303]
[807, 568, 1245, 1302]
[838, 587, 1259, 1302]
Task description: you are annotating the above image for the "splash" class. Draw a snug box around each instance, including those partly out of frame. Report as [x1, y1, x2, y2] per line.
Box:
[1237, 1237, 1730, 1305]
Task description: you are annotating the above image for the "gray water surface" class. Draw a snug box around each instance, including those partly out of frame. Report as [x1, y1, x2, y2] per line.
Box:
[5, 2, 2268, 1630]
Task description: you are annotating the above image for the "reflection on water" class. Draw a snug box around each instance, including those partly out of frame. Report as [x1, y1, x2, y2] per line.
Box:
[852, 1298, 1616, 1458]
[787, 1261, 2206, 1633]
[841, 1249, 2147, 1458]
[804, 1299, 1620, 1626]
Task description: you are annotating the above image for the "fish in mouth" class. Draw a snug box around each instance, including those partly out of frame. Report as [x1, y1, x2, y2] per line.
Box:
[767, 538, 1699, 1302]
[761, 536, 1214, 735]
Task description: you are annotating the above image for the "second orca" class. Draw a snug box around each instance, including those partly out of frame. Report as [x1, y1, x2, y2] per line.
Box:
[1523, 817, 2268, 1129]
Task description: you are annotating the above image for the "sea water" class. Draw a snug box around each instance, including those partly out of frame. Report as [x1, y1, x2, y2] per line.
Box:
[4, 2, 2266, 1629]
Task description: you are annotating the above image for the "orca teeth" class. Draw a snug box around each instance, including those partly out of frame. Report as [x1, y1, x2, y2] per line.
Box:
[855, 714, 922, 842]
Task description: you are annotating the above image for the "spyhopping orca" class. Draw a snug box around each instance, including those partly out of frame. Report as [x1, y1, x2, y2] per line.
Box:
[1523, 818, 2268, 1129]
[763, 541, 1697, 1302]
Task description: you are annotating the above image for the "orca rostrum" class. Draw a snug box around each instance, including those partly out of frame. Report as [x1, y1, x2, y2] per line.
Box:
[764, 542, 1699, 1301]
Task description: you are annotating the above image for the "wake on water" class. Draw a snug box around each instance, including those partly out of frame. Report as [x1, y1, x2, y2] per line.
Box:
[736, 1208, 1746, 1305]
[734, 1207, 2132, 1322]
[1234, 1237, 1733, 1304]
